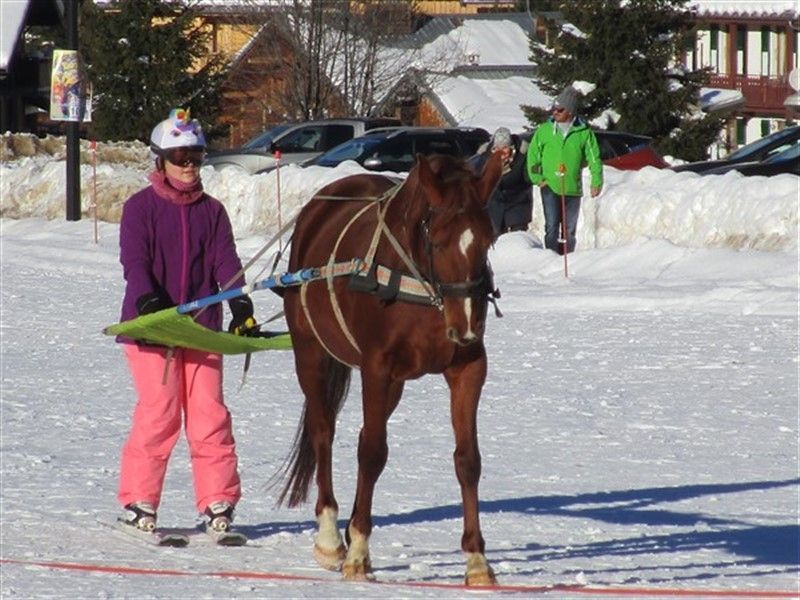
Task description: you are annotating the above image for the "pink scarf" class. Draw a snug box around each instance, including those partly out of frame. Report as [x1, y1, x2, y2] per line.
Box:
[148, 170, 204, 205]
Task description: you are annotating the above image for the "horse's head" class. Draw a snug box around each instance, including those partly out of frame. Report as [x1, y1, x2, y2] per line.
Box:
[409, 152, 503, 346]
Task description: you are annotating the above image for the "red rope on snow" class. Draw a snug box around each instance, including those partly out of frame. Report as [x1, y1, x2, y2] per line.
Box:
[1, 558, 796, 597]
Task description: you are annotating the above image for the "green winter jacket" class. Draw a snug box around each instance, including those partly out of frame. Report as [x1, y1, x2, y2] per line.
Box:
[526, 118, 603, 196]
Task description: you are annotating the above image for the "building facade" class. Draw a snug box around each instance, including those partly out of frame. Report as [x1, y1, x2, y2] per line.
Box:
[686, 1, 799, 150]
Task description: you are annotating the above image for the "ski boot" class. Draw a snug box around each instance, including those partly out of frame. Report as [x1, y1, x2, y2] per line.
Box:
[121, 501, 157, 532]
[203, 501, 235, 533]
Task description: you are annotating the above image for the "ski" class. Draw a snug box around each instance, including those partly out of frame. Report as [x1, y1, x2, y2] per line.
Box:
[204, 527, 248, 546]
[109, 519, 189, 548]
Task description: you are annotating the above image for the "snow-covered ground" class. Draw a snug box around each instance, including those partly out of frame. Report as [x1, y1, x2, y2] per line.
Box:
[1, 139, 798, 598]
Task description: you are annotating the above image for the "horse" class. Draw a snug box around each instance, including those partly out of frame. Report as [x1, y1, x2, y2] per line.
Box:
[277, 151, 504, 585]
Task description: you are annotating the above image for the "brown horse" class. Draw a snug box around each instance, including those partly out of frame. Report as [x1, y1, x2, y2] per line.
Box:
[278, 152, 504, 585]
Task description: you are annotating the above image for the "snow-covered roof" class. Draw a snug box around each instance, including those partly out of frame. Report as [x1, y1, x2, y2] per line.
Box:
[377, 16, 543, 131]
[414, 15, 534, 68]
[427, 74, 548, 132]
[0, 0, 28, 72]
[688, 0, 798, 18]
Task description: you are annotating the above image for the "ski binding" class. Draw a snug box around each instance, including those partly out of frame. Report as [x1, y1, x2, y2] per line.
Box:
[115, 518, 189, 547]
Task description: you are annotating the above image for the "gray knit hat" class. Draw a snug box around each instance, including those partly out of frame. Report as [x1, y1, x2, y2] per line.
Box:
[491, 127, 512, 149]
[553, 86, 580, 114]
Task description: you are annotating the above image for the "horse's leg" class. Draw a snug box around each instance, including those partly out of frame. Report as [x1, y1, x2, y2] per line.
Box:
[342, 372, 404, 581]
[295, 344, 348, 570]
[444, 353, 496, 586]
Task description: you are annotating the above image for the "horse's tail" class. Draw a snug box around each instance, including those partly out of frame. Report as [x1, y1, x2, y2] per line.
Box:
[275, 354, 351, 508]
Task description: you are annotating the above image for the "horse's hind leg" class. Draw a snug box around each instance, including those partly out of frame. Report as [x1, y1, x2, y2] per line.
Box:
[445, 354, 496, 586]
[294, 340, 350, 570]
[342, 373, 404, 581]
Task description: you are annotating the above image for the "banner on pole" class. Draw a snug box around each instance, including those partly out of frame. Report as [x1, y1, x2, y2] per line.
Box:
[50, 49, 92, 122]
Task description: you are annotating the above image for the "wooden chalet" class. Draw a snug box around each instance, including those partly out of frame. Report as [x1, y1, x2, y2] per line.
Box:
[686, 1, 799, 145]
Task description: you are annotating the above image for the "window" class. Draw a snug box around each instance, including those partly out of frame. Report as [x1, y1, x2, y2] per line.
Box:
[735, 119, 745, 146]
[710, 25, 719, 52]
[760, 26, 771, 75]
[323, 125, 355, 150]
[596, 136, 616, 161]
[278, 127, 323, 152]
[736, 28, 746, 76]
[415, 136, 459, 156]
[373, 138, 414, 171]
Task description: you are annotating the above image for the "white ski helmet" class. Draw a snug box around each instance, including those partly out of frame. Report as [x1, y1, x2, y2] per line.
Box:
[149, 108, 206, 155]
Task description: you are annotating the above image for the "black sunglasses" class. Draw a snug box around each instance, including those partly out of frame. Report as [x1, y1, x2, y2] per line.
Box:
[164, 147, 205, 167]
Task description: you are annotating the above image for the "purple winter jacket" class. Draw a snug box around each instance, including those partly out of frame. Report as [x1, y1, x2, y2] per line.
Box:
[118, 185, 246, 341]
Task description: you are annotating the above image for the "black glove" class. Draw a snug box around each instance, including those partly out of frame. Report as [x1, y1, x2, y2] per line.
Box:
[228, 296, 256, 336]
[136, 291, 173, 315]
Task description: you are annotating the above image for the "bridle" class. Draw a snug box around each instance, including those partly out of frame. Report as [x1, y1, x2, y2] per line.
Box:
[418, 207, 501, 316]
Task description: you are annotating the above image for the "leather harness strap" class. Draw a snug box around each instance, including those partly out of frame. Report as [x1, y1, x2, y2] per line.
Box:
[298, 183, 401, 366]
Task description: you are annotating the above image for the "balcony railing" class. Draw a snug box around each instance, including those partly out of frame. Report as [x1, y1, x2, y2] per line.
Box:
[708, 73, 793, 114]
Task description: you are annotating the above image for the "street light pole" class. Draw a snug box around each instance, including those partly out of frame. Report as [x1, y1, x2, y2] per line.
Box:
[65, 0, 81, 221]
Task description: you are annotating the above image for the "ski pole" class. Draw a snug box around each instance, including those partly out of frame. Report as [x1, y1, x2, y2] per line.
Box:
[558, 163, 568, 278]
[177, 267, 321, 314]
[274, 149, 283, 251]
[91, 139, 98, 244]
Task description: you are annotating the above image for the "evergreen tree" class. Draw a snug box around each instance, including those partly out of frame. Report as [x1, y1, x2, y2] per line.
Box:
[80, 0, 225, 142]
[525, 0, 725, 161]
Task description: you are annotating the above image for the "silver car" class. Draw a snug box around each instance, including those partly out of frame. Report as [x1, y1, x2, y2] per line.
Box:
[204, 118, 400, 174]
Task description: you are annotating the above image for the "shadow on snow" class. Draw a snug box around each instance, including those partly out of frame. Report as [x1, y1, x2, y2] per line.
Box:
[243, 478, 798, 571]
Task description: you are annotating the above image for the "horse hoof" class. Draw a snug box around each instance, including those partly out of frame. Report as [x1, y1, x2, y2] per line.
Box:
[465, 567, 497, 586]
[342, 558, 374, 581]
[314, 543, 346, 571]
[465, 553, 497, 586]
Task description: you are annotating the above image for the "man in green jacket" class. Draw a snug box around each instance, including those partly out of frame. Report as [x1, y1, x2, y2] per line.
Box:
[526, 85, 603, 254]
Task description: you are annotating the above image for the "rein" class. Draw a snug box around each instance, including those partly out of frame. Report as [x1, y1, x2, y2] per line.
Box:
[419, 214, 492, 303]
[325, 181, 495, 310]
[318, 181, 443, 308]
[298, 172, 503, 364]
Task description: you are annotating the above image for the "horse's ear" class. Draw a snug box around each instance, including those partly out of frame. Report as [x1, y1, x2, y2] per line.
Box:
[415, 153, 433, 182]
[415, 153, 446, 207]
[474, 151, 503, 207]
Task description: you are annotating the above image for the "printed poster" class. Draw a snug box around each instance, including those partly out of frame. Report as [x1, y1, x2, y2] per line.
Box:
[50, 49, 92, 122]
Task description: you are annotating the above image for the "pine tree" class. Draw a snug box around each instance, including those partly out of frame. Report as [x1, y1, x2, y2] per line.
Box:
[80, 0, 225, 143]
[525, 0, 725, 161]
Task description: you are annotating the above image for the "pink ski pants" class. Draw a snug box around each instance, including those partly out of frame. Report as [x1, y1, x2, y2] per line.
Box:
[118, 344, 241, 513]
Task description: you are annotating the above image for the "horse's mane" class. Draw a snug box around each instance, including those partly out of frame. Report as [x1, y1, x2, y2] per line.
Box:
[425, 154, 475, 184]
[393, 154, 495, 247]
[403, 154, 484, 218]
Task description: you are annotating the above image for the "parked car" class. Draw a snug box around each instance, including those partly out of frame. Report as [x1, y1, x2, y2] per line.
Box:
[594, 130, 670, 170]
[520, 129, 669, 170]
[701, 141, 800, 177]
[671, 125, 800, 174]
[298, 126, 490, 173]
[204, 117, 401, 174]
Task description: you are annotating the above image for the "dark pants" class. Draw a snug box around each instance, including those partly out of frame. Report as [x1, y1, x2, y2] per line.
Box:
[541, 186, 581, 255]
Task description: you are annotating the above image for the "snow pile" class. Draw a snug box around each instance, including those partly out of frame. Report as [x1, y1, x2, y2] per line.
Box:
[1, 134, 797, 252]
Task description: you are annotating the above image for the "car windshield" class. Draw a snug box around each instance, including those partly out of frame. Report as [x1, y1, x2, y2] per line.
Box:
[241, 124, 295, 150]
[727, 127, 799, 160]
[313, 136, 386, 167]
[763, 140, 800, 163]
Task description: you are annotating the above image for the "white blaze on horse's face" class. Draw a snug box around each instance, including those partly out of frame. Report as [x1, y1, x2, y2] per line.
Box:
[462, 297, 475, 340]
[459, 228, 475, 259]
[444, 226, 479, 345]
